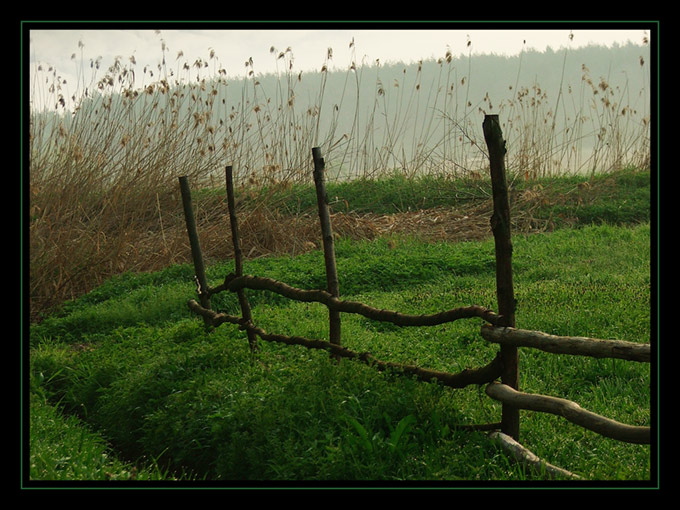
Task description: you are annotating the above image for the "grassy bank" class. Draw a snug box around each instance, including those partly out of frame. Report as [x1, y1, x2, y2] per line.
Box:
[28, 219, 652, 483]
[251, 165, 650, 220]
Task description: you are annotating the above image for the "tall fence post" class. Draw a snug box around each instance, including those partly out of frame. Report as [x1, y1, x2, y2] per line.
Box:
[482, 114, 520, 441]
[312, 147, 342, 358]
[225, 165, 258, 352]
[179, 175, 211, 326]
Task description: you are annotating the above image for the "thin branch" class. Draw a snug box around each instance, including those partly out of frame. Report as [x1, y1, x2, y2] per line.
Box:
[489, 431, 583, 480]
[486, 383, 650, 444]
[481, 325, 650, 363]
[215, 273, 503, 327]
[187, 299, 503, 389]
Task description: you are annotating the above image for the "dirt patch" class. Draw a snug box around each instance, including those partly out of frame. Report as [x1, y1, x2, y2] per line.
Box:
[176, 188, 557, 266]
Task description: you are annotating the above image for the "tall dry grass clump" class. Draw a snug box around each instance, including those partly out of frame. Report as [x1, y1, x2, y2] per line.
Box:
[30, 40, 226, 319]
[28, 37, 346, 319]
[28, 32, 651, 321]
[498, 41, 650, 180]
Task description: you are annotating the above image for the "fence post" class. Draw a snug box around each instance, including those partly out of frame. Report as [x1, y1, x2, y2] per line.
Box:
[225, 166, 258, 352]
[482, 114, 520, 441]
[179, 175, 211, 326]
[312, 147, 342, 358]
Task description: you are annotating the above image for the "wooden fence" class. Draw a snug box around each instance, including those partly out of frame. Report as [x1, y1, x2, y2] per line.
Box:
[181, 114, 651, 480]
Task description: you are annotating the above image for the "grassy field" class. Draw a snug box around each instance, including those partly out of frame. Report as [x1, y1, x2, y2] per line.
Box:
[27, 169, 652, 484]
[26, 35, 653, 486]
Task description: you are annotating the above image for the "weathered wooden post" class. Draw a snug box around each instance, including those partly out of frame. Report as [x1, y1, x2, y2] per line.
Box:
[179, 175, 211, 326]
[225, 165, 258, 352]
[482, 114, 520, 441]
[312, 147, 342, 358]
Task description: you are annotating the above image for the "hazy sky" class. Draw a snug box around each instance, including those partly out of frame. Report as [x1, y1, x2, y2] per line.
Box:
[27, 23, 650, 110]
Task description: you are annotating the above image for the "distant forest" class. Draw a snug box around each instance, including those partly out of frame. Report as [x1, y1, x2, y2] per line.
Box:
[220, 41, 651, 177]
[249, 41, 650, 129]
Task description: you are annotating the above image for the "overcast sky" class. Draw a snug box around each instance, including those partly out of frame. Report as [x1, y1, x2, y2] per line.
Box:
[27, 23, 651, 110]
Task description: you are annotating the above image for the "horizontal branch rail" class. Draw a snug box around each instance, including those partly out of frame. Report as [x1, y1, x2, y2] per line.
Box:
[489, 431, 582, 480]
[480, 325, 650, 363]
[485, 382, 650, 444]
[187, 299, 503, 388]
[210, 273, 504, 327]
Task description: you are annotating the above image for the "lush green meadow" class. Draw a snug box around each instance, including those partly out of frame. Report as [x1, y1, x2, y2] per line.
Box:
[26, 33, 653, 485]
[28, 191, 652, 483]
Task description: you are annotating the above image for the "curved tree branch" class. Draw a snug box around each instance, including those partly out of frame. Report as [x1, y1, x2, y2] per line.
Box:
[187, 299, 503, 389]
[215, 273, 503, 327]
[485, 382, 650, 444]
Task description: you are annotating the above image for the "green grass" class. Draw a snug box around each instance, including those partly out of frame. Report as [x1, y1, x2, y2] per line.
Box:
[28, 219, 652, 483]
[28, 392, 187, 481]
[244, 166, 650, 224]
[520, 168, 652, 227]
[264, 172, 484, 214]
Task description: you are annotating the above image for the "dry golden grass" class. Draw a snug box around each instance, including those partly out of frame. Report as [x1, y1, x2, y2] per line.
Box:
[25, 180, 525, 321]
